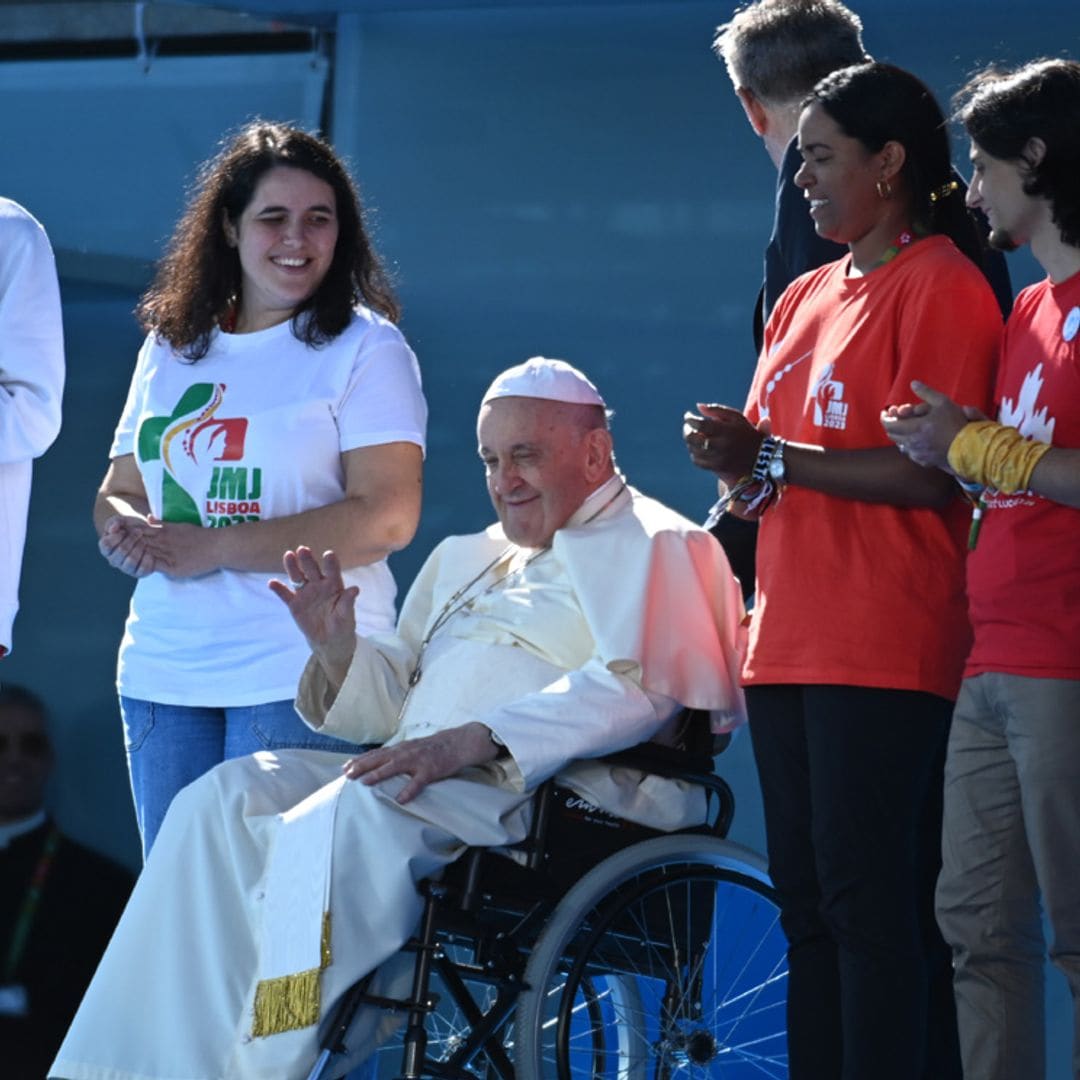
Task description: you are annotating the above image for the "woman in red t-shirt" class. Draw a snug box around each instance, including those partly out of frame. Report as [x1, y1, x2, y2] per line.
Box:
[684, 63, 1002, 1079]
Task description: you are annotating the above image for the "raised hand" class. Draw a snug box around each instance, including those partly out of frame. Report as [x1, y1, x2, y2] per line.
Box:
[269, 546, 358, 685]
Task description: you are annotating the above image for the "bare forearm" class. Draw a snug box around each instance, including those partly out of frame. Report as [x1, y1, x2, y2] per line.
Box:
[93, 489, 150, 536]
[784, 444, 956, 508]
[207, 494, 419, 573]
[1028, 449, 1080, 509]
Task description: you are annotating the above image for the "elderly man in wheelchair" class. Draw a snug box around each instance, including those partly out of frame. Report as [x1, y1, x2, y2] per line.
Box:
[51, 359, 786, 1080]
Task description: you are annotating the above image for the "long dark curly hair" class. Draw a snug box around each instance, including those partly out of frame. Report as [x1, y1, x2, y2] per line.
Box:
[137, 121, 400, 360]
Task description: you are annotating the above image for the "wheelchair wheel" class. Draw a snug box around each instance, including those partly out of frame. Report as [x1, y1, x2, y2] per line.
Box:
[513, 834, 788, 1078]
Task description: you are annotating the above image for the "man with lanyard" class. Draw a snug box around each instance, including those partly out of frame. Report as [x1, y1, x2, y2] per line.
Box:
[52, 357, 747, 1080]
[882, 58, 1080, 1080]
[0, 685, 132, 1080]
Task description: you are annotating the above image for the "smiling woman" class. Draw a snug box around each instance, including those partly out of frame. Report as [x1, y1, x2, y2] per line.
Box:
[223, 165, 340, 333]
[92, 122, 428, 860]
[793, 101, 910, 273]
[684, 62, 1005, 1080]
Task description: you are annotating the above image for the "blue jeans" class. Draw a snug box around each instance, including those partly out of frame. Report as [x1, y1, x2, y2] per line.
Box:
[121, 696, 364, 860]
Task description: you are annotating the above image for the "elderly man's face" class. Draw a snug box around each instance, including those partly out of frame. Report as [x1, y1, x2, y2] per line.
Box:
[0, 703, 52, 822]
[477, 397, 610, 548]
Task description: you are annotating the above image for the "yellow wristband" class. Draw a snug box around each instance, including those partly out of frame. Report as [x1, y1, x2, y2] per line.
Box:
[947, 421, 1052, 494]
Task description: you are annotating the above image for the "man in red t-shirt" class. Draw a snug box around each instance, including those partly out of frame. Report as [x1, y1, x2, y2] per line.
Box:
[882, 58, 1080, 1080]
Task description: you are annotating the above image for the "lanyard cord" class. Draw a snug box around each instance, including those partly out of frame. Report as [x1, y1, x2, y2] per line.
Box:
[396, 545, 549, 726]
[4, 825, 61, 982]
[398, 480, 628, 719]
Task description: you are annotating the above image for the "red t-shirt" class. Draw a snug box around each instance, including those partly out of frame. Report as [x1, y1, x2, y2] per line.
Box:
[743, 236, 1002, 700]
[966, 269, 1080, 679]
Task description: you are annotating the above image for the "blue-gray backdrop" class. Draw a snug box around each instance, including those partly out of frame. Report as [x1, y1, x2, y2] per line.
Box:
[2, 3, 1075, 1069]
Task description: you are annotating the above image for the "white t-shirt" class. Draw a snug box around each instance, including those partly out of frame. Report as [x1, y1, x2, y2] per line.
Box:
[111, 307, 426, 706]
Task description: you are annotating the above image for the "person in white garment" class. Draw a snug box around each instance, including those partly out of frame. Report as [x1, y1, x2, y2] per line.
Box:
[51, 357, 746, 1080]
[0, 198, 65, 657]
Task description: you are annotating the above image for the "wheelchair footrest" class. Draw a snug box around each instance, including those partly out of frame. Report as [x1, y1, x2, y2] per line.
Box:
[352, 990, 441, 1015]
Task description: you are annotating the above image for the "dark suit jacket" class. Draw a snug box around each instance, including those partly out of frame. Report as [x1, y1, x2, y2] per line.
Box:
[1, 821, 133, 1079]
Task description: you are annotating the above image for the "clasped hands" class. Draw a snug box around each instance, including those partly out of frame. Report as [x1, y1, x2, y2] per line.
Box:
[98, 514, 221, 579]
[269, 545, 499, 804]
[881, 381, 985, 471]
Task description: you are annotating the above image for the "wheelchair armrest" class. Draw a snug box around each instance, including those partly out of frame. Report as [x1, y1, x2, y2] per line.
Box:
[599, 705, 728, 777]
[600, 741, 715, 777]
[594, 737, 735, 838]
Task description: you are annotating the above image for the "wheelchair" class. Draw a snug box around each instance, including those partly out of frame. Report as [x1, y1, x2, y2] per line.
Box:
[308, 713, 789, 1079]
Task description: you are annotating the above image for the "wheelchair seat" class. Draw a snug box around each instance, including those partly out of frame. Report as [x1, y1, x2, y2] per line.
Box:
[307, 711, 789, 1079]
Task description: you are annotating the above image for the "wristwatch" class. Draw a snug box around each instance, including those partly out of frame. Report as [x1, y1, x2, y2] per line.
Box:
[751, 435, 787, 485]
[767, 439, 787, 484]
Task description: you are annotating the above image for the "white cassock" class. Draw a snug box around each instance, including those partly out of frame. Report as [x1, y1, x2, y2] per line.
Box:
[51, 477, 746, 1080]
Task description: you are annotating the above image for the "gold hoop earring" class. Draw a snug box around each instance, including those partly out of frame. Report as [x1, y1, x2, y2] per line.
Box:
[876, 178, 893, 200]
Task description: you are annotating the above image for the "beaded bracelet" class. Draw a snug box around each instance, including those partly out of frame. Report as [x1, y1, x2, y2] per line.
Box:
[751, 436, 781, 483]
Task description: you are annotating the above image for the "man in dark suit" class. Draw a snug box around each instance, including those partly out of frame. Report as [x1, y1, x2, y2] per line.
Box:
[715, 0, 868, 354]
[0, 684, 133, 1080]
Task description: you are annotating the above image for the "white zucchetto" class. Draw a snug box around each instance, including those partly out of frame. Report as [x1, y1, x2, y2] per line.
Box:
[481, 357, 606, 408]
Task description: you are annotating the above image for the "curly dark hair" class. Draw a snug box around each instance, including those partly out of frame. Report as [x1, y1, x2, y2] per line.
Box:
[955, 59, 1080, 249]
[137, 121, 400, 360]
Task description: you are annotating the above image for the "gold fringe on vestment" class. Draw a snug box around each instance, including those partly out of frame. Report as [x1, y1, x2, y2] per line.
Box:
[251, 912, 333, 1036]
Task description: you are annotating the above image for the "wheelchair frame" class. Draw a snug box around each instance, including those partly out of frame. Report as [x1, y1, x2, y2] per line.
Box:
[307, 720, 789, 1079]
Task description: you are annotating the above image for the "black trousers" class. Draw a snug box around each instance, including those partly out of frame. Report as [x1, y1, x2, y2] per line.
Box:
[745, 684, 960, 1080]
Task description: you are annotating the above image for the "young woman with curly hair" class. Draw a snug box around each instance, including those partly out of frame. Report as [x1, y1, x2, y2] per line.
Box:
[95, 121, 427, 858]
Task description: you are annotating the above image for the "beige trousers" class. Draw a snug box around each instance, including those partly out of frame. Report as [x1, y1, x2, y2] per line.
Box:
[936, 672, 1080, 1080]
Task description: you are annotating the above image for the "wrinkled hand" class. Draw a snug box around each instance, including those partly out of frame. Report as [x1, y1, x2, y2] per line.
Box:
[683, 404, 764, 483]
[98, 514, 165, 578]
[343, 723, 498, 804]
[269, 547, 358, 679]
[881, 381, 981, 471]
